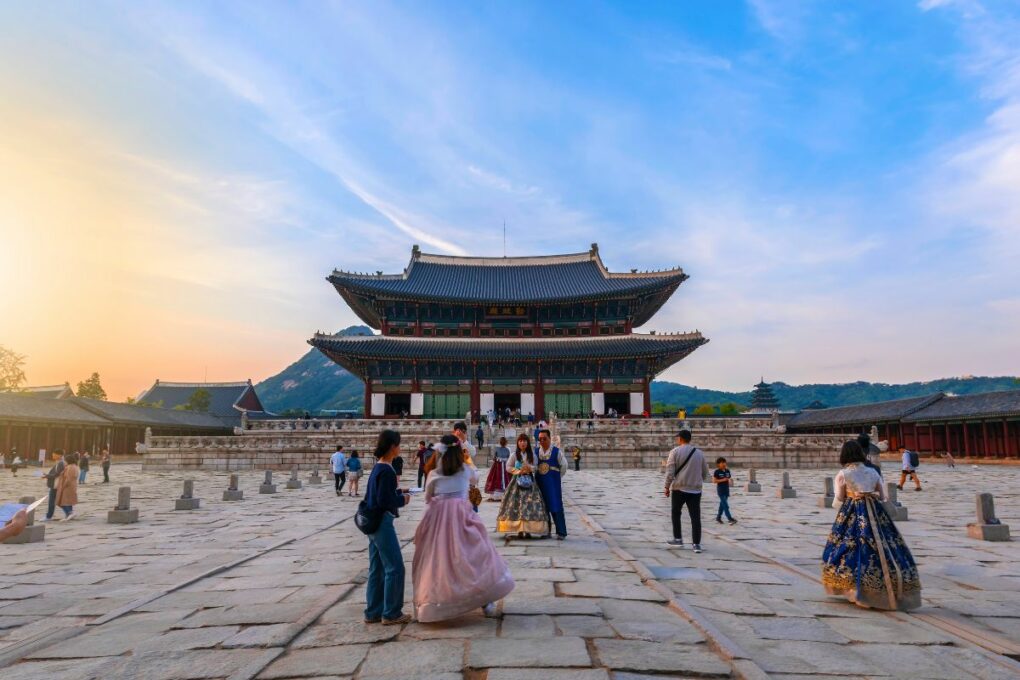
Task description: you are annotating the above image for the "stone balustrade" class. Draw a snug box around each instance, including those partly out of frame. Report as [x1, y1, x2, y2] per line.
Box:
[145, 417, 846, 472]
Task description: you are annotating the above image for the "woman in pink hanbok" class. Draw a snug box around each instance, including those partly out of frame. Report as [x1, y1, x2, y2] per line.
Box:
[412, 435, 515, 622]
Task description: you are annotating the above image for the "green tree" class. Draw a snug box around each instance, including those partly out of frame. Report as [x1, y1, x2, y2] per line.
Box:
[76, 372, 107, 400]
[719, 402, 745, 415]
[0, 346, 27, 392]
[692, 403, 717, 416]
[174, 388, 211, 413]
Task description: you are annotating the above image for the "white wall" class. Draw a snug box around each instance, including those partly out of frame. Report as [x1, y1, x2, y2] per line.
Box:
[629, 391, 644, 415]
[371, 393, 386, 417]
[480, 392, 495, 414]
[410, 392, 424, 416]
[520, 392, 535, 416]
[591, 392, 605, 416]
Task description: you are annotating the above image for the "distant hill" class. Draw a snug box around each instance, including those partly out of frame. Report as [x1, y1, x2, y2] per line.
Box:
[255, 326, 371, 414]
[256, 333, 1018, 414]
[651, 376, 1020, 411]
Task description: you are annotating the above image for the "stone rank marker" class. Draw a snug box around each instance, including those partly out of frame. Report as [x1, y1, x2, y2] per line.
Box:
[108, 487, 139, 524]
[744, 468, 761, 493]
[4, 495, 45, 544]
[286, 468, 303, 490]
[884, 482, 908, 521]
[259, 470, 277, 494]
[819, 476, 835, 508]
[777, 471, 796, 498]
[308, 470, 323, 485]
[174, 479, 201, 510]
[223, 473, 244, 501]
[967, 492, 1011, 542]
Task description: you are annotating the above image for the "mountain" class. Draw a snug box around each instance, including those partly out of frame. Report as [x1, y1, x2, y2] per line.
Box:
[651, 376, 1020, 411]
[256, 331, 1018, 414]
[254, 326, 371, 414]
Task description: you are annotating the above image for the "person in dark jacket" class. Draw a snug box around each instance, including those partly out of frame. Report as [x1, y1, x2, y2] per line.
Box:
[364, 430, 412, 625]
[43, 450, 66, 521]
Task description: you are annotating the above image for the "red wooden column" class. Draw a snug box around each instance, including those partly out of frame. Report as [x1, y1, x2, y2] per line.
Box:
[470, 361, 480, 421]
[643, 378, 652, 415]
[981, 421, 989, 457]
[363, 381, 372, 418]
[945, 423, 951, 456]
[963, 422, 970, 457]
[1003, 420, 1010, 458]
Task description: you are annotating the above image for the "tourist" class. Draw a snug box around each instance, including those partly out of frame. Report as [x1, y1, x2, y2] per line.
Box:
[79, 451, 90, 484]
[475, 424, 485, 451]
[572, 446, 582, 471]
[586, 419, 594, 433]
[413, 434, 514, 622]
[363, 430, 412, 625]
[497, 434, 548, 538]
[527, 412, 534, 425]
[822, 440, 921, 610]
[0, 508, 28, 542]
[43, 450, 66, 521]
[330, 445, 347, 496]
[10, 451, 20, 477]
[484, 436, 511, 501]
[943, 450, 956, 468]
[55, 451, 80, 521]
[664, 429, 709, 552]
[392, 449, 405, 480]
[535, 429, 567, 540]
[425, 423, 476, 480]
[347, 451, 363, 496]
[712, 457, 737, 525]
[415, 441, 429, 489]
[100, 448, 111, 483]
[897, 447, 922, 492]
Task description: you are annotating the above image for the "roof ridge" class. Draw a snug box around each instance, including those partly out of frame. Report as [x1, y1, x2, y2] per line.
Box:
[149, 381, 250, 388]
[310, 331, 704, 343]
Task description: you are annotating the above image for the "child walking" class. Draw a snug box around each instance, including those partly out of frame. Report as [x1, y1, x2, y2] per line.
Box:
[713, 457, 737, 525]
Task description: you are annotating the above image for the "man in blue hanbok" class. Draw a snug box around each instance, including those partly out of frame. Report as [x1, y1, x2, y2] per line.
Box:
[535, 429, 568, 540]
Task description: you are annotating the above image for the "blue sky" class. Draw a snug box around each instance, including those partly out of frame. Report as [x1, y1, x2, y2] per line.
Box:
[1, 0, 1018, 398]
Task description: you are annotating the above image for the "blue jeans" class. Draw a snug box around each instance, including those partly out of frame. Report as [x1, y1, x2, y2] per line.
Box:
[716, 495, 733, 521]
[60, 505, 73, 517]
[46, 488, 57, 520]
[79, 469, 87, 483]
[365, 513, 405, 621]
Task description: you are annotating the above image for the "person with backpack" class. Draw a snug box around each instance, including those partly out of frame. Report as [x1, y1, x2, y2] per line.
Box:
[898, 447, 922, 492]
[664, 429, 710, 553]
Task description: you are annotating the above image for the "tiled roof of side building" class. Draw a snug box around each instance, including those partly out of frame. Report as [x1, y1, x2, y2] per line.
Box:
[328, 244, 688, 306]
[135, 380, 263, 419]
[785, 393, 945, 429]
[70, 397, 232, 429]
[0, 392, 111, 424]
[22, 384, 75, 399]
[903, 389, 1020, 422]
[309, 332, 707, 363]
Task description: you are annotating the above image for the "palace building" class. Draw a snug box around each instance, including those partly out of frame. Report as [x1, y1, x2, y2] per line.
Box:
[309, 244, 708, 419]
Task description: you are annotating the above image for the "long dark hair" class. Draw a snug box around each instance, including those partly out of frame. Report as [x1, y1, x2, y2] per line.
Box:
[840, 440, 867, 466]
[439, 434, 464, 477]
[516, 433, 534, 465]
[374, 430, 401, 460]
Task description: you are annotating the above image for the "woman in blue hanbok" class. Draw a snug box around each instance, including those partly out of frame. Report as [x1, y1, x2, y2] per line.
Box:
[822, 441, 921, 611]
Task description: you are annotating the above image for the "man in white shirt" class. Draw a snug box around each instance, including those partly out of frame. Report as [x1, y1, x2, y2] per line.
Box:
[330, 445, 347, 497]
[897, 447, 922, 491]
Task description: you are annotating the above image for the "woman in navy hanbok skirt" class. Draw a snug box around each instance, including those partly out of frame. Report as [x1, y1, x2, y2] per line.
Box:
[821, 441, 921, 611]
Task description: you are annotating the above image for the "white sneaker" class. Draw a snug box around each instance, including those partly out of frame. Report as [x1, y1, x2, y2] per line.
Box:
[62, 513, 76, 522]
[482, 602, 497, 617]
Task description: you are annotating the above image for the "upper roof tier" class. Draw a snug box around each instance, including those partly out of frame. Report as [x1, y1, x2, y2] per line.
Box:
[328, 244, 687, 327]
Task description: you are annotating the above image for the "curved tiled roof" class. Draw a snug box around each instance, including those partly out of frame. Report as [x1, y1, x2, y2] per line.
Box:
[328, 245, 687, 306]
[785, 393, 944, 429]
[903, 390, 1020, 422]
[309, 332, 707, 363]
[135, 381, 262, 422]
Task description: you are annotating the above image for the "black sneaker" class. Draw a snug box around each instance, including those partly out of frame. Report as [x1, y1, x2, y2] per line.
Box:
[728, 519, 737, 525]
[715, 517, 723, 524]
[896, 485, 904, 491]
[692, 544, 703, 554]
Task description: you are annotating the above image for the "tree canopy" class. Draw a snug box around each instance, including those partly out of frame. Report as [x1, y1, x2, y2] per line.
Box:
[76, 372, 107, 400]
[174, 388, 212, 413]
[692, 404, 717, 416]
[0, 346, 27, 393]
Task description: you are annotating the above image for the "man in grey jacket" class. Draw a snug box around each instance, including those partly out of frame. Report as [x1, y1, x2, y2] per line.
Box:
[663, 430, 710, 552]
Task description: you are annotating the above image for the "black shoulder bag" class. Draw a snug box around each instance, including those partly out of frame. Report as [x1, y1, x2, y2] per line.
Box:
[665, 447, 698, 497]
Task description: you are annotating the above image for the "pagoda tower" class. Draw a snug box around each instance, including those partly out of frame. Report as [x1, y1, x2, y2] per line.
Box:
[748, 378, 781, 413]
[310, 244, 708, 419]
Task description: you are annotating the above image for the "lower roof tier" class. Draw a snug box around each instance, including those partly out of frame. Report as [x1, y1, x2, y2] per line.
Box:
[309, 332, 707, 378]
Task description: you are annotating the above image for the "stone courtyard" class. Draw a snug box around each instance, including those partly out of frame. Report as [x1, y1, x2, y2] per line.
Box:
[0, 462, 1016, 679]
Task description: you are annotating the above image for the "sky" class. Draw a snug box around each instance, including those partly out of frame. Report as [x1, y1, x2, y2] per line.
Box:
[1, 0, 1019, 401]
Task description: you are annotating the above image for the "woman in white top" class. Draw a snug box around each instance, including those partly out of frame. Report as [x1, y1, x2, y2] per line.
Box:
[821, 440, 921, 611]
[412, 435, 514, 623]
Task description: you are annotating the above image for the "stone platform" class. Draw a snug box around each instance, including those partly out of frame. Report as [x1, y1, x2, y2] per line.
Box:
[0, 464, 1016, 679]
[142, 416, 846, 471]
